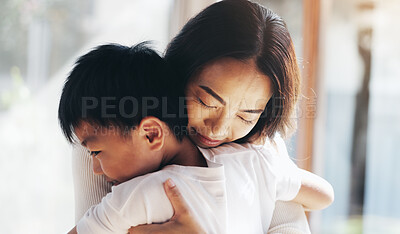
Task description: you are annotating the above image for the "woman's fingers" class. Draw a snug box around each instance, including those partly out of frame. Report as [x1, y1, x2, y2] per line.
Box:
[163, 179, 189, 219]
[128, 223, 165, 234]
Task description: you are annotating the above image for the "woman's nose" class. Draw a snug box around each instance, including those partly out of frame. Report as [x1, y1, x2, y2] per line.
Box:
[206, 111, 231, 138]
[91, 156, 104, 175]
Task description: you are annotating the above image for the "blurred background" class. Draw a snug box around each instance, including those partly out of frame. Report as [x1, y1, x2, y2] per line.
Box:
[0, 0, 399, 233]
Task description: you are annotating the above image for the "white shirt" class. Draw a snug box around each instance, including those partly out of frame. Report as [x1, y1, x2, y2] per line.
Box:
[198, 141, 301, 233]
[76, 141, 301, 234]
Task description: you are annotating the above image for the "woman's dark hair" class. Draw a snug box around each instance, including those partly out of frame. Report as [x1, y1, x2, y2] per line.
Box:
[165, 0, 300, 141]
[58, 42, 186, 143]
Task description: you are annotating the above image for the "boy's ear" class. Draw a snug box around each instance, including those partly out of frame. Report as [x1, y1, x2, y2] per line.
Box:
[138, 117, 165, 151]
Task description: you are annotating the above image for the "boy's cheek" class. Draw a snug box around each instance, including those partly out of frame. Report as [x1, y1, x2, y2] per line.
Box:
[91, 157, 104, 175]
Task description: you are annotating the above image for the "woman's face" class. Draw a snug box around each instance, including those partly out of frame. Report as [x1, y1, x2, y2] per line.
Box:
[185, 57, 273, 148]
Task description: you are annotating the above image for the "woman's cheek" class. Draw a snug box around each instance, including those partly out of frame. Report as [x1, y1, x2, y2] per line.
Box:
[187, 101, 205, 125]
[231, 121, 255, 141]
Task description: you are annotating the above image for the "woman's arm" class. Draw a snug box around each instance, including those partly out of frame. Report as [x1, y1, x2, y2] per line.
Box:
[72, 144, 111, 222]
[292, 169, 335, 210]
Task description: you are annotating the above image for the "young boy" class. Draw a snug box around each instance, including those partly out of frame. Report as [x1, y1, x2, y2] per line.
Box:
[59, 43, 333, 233]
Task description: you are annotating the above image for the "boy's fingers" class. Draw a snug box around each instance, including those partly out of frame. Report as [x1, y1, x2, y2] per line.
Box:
[163, 178, 189, 217]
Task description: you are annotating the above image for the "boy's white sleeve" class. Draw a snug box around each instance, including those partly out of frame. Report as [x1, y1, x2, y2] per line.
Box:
[76, 177, 174, 234]
[269, 136, 302, 201]
[76, 191, 132, 234]
[268, 201, 311, 234]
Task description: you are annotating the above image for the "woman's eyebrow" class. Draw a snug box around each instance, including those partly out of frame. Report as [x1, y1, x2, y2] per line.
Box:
[199, 85, 226, 105]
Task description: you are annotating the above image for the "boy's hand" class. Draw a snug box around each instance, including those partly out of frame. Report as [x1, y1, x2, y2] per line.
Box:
[128, 179, 205, 234]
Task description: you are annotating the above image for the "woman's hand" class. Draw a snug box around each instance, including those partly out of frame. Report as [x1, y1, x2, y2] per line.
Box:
[128, 179, 205, 234]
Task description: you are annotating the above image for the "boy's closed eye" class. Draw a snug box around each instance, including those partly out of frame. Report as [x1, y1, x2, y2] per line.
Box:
[87, 150, 101, 157]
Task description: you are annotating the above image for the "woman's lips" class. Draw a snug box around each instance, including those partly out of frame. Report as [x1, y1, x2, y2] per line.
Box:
[192, 128, 223, 147]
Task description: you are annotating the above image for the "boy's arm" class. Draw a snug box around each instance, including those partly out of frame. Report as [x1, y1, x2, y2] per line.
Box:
[73, 196, 132, 234]
[291, 169, 334, 210]
[271, 135, 333, 210]
[73, 177, 174, 234]
[268, 201, 311, 234]
[129, 179, 206, 234]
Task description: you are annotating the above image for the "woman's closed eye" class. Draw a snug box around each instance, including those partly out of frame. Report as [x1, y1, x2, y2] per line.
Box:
[197, 97, 217, 109]
[237, 115, 256, 125]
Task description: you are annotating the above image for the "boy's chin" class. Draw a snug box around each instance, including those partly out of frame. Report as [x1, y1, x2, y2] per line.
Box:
[104, 176, 121, 186]
[110, 181, 121, 186]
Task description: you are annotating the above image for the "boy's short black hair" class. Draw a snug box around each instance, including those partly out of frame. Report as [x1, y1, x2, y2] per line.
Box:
[58, 42, 186, 143]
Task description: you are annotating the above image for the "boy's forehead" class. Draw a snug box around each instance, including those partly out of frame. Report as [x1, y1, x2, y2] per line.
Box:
[75, 121, 94, 135]
[74, 121, 131, 146]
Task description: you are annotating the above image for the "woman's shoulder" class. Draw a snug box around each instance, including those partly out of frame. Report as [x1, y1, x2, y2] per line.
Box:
[250, 133, 283, 150]
[200, 142, 255, 156]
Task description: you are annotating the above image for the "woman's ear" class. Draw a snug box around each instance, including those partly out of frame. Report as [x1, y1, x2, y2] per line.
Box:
[138, 117, 165, 151]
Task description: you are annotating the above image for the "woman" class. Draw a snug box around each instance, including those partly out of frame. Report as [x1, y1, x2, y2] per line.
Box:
[73, 0, 313, 233]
